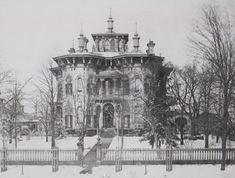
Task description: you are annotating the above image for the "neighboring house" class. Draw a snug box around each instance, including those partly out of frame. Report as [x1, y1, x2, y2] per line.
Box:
[17, 112, 40, 135]
[51, 14, 171, 132]
[0, 98, 40, 138]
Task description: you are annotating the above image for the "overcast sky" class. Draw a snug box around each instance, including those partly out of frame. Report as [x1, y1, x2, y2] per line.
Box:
[0, 0, 234, 112]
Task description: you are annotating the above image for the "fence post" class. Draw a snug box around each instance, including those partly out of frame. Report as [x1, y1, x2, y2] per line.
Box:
[96, 136, 102, 166]
[77, 141, 83, 166]
[115, 147, 122, 172]
[52, 147, 59, 172]
[166, 145, 173, 172]
[1, 147, 7, 172]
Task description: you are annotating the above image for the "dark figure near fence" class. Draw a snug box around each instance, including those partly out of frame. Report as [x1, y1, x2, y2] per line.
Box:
[150, 135, 154, 149]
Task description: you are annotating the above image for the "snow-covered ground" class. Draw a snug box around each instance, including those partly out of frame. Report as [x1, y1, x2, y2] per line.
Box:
[0, 165, 234, 178]
[109, 136, 235, 149]
[109, 136, 151, 149]
[0, 135, 98, 155]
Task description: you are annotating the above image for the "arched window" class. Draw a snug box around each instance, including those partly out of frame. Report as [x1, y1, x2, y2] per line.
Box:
[104, 40, 111, 51]
[99, 39, 104, 52]
[65, 75, 72, 95]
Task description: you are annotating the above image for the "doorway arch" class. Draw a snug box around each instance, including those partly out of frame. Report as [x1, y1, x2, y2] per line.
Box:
[103, 103, 114, 128]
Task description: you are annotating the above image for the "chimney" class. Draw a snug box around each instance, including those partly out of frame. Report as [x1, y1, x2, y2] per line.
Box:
[146, 40, 155, 55]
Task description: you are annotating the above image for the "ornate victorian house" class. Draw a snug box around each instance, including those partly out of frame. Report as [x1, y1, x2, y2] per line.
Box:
[51, 14, 171, 132]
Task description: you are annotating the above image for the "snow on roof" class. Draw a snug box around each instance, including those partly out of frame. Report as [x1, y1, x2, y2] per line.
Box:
[92, 52, 120, 58]
[17, 113, 39, 123]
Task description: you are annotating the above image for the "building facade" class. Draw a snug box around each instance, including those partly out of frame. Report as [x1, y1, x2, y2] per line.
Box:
[51, 14, 171, 132]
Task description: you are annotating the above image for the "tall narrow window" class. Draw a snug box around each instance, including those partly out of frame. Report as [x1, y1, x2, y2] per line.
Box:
[65, 83, 72, 95]
[124, 115, 130, 128]
[65, 75, 72, 95]
[65, 115, 73, 128]
[123, 80, 130, 95]
[57, 83, 63, 100]
[76, 77, 82, 92]
[144, 78, 150, 95]
[110, 39, 115, 51]
[70, 116, 73, 128]
[135, 77, 141, 92]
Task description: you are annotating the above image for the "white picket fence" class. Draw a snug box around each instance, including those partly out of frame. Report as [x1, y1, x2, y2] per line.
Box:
[1, 148, 235, 165]
[102, 148, 235, 163]
[0, 149, 81, 164]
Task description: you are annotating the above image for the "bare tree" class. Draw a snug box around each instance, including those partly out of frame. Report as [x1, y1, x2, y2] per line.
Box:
[170, 63, 202, 137]
[133, 61, 174, 148]
[190, 4, 235, 170]
[4, 77, 31, 148]
[72, 74, 93, 151]
[197, 64, 219, 148]
[37, 62, 57, 148]
[0, 64, 12, 148]
[32, 93, 50, 142]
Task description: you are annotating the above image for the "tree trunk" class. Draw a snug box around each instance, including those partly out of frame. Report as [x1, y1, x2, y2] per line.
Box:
[9, 131, 12, 144]
[180, 128, 184, 145]
[221, 97, 228, 171]
[221, 130, 227, 170]
[205, 132, 209, 148]
[216, 134, 220, 143]
[154, 132, 158, 149]
[45, 129, 48, 142]
[51, 117, 55, 148]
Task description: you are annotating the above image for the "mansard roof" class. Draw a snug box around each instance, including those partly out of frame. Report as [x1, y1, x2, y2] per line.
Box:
[53, 51, 162, 62]
[91, 33, 129, 42]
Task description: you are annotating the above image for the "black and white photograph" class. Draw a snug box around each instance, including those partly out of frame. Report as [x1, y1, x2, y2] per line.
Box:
[0, 0, 235, 177]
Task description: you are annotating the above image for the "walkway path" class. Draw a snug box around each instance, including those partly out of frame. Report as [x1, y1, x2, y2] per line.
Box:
[81, 137, 113, 173]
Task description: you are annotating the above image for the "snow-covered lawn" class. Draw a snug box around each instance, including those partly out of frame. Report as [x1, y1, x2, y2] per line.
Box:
[0, 165, 234, 178]
[178, 137, 235, 149]
[109, 136, 151, 149]
[0, 135, 98, 155]
[109, 136, 235, 149]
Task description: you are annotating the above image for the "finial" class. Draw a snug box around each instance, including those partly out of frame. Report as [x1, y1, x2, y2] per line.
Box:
[109, 8, 112, 19]
[107, 9, 114, 33]
[72, 39, 75, 48]
[135, 22, 138, 35]
[146, 40, 156, 55]
[80, 23, 83, 35]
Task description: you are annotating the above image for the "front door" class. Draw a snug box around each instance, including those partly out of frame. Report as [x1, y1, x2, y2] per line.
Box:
[103, 103, 114, 128]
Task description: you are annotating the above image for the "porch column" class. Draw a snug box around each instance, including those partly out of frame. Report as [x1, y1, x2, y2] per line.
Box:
[105, 80, 109, 96]
[113, 78, 117, 96]
[91, 115, 94, 128]
[100, 79, 104, 97]
[99, 105, 103, 129]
